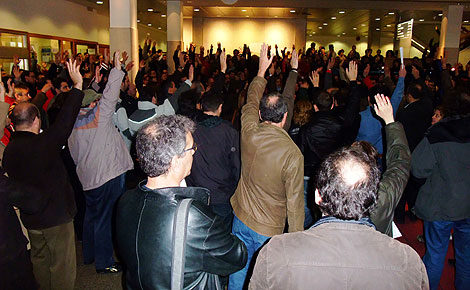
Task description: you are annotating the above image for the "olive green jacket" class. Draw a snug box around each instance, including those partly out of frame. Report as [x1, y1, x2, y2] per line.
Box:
[370, 122, 411, 236]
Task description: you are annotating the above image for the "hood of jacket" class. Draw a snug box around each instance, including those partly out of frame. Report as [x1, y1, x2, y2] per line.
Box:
[427, 114, 470, 144]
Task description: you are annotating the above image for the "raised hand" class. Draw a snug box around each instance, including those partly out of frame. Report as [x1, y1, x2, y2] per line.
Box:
[114, 51, 121, 70]
[399, 64, 406, 78]
[125, 61, 134, 72]
[309, 69, 320, 88]
[346, 61, 358, 82]
[13, 55, 20, 66]
[139, 59, 145, 70]
[121, 51, 129, 65]
[291, 49, 298, 70]
[95, 65, 102, 83]
[373, 94, 394, 125]
[269, 63, 275, 76]
[411, 65, 420, 79]
[41, 81, 53, 93]
[66, 59, 83, 90]
[257, 43, 274, 77]
[327, 57, 335, 70]
[13, 66, 23, 80]
[220, 49, 227, 74]
[188, 64, 194, 82]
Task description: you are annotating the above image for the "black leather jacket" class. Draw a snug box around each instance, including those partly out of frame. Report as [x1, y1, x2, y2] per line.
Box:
[116, 182, 247, 290]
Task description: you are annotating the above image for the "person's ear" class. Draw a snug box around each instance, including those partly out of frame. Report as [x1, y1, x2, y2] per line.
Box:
[315, 188, 322, 206]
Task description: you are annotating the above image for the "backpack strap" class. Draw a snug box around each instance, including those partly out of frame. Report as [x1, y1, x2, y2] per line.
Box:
[171, 198, 193, 290]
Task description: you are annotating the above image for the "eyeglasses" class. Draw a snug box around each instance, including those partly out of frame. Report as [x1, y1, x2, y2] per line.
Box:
[181, 143, 197, 155]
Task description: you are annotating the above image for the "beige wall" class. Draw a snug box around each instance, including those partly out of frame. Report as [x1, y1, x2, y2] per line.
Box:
[0, 0, 109, 44]
[191, 17, 306, 55]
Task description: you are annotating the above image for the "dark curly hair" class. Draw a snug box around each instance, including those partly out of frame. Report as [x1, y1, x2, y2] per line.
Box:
[259, 93, 287, 123]
[316, 145, 381, 220]
[136, 115, 195, 178]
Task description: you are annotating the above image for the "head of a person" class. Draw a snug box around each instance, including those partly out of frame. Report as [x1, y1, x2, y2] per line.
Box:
[53, 78, 70, 93]
[14, 82, 31, 103]
[313, 91, 334, 112]
[368, 85, 391, 106]
[25, 71, 36, 84]
[121, 75, 130, 92]
[259, 93, 288, 126]
[136, 115, 196, 181]
[406, 83, 423, 103]
[338, 49, 344, 56]
[376, 49, 382, 56]
[432, 105, 445, 125]
[315, 145, 381, 220]
[329, 44, 334, 52]
[201, 93, 223, 115]
[10, 102, 41, 133]
[293, 100, 313, 126]
[456, 88, 470, 116]
[352, 45, 357, 51]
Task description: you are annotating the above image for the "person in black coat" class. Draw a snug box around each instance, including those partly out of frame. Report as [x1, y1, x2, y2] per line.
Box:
[186, 93, 240, 228]
[0, 168, 37, 290]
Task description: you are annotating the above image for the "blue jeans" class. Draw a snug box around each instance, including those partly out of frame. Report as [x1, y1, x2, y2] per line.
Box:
[304, 177, 313, 228]
[423, 219, 470, 290]
[83, 173, 126, 269]
[228, 215, 269, 290]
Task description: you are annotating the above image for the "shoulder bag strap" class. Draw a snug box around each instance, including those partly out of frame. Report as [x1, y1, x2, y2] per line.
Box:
[171, 198, 193, 290]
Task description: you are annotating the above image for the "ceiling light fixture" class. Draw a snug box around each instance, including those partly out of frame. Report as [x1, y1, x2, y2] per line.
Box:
[376, 28, 380, 30]
[148, 23, 152, 26]
[361, 23, 366, 27]
[147, 8, 154, 12]
[464, 20, 469, 23]
[353, 27, 357, 30]
[241, 9, 247, 12]
[388, 12, 394, 15]
[137, 19, 140, 22]
[331, 16, 336, 20]
[438, 13, 443, 16]
[290, 10, 296, 13]
[342, 32, 346, 35]
[375, 17, 380, 21]
[386, 24, 391, 27]
[194, 8, 200, 12]
[339, 11, 345, 14]
[161, 14, 166, 17]
[323, 23, 328, 25]
[96, 1, 104, 4]
[419, 19, 424, 21]
[158, 27, 162, 29]
[319, 26, 323, 29]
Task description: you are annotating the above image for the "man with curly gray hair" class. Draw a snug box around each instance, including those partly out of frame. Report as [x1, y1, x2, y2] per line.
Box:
[116, 114, 247, 290]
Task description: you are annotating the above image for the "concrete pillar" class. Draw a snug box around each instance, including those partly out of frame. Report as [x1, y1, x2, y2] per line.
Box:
[439, 5, 463, 64]
[368, 11, 381, 51]
[167, 0, 183, 74]
[110, 0, 138, 81]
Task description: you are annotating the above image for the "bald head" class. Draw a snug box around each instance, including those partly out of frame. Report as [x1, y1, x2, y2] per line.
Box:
[316, 145, 381, 220]
[11, 102, 40, 132]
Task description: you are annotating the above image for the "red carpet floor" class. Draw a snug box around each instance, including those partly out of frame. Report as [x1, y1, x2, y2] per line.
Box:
[395, 214, 456, 290]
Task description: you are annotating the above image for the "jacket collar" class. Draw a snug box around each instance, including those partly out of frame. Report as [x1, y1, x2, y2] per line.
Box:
[311, 216, 376, 229]
[137, 101, 157, 110]
[138, 180, 210, 205]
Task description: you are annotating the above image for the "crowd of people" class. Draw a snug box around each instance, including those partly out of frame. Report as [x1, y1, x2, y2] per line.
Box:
[0, 36, 469, 290]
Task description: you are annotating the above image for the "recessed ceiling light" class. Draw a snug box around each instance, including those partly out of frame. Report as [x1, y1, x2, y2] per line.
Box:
[312, 31, 316, 34]
[148, 23, 152, 26]
[438, 13, 443, 16]
[194, 8, 200, 12]
[361, 23, 366, 27]
[375, 17, 381, 21]
[419, 19, 424, 21]
[337, 35, 341, 37]
[274, 15, 278, 18]
[147, 8, 154, 12]
[158, 27, 162, 29]
[245, 15, 249, 17]
[137, 19, 140, 22]
[161, 14, 166, 17]
[339, 11, 345, 14]
[96, 1, 103, 4]
[353, 27, 357, 30]
[323, 23, 328, 25]
[319, 26, 323, 29]
[342, 32, 346, 35]
[241, 9, 247, 12]
[290, 10, 296, 13]
[464, 20, 469, 23]
[376, 28, 380, 31]
[309, 34, 313, 37]
[388, 12, 394, 15]
[386, 24, 391, 27]
[331, 16, 336, 20]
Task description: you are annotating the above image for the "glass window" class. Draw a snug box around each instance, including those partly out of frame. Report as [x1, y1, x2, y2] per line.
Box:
[0, 32, 27, 48]
[30, 37, 60, 69]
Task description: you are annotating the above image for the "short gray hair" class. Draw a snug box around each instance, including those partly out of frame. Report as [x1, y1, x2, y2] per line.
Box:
[136, 115, 195, 178]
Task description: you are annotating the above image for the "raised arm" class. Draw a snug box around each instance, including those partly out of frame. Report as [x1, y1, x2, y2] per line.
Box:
[390, 65, 406, 115]
[241, 43, 272, 132]
[99, 51, 125, 121]
[282, 48, 298, 131]
[369, 94, 411, 236]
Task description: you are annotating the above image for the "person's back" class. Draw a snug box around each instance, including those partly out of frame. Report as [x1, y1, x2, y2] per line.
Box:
[249, 221, 428, 290]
